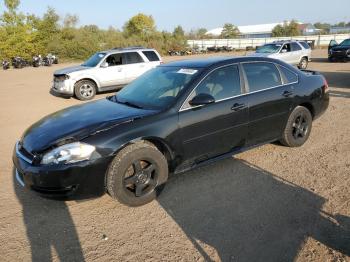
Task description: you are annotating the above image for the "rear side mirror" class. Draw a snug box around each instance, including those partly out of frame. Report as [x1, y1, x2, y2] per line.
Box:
[189, 93, 215, 106]
[100, 61, 108, 68]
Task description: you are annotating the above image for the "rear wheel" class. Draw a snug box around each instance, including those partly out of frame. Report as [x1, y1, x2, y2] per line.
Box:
[106, 141, 168, 207]
[280, 106, 312, 147]
[298, 57, 308, 69]
[74, 80, 96, 101]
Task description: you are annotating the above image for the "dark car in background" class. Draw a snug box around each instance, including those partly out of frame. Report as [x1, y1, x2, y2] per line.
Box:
[13, 56, 329, 206]
[328, 39, 350, 62]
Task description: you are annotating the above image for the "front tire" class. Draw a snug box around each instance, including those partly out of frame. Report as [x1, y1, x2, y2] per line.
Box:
[298, 57, 308, 69]
[106, 141, 168, 207]
[280, 106, 313, 147]
[74, 80, 96, 101]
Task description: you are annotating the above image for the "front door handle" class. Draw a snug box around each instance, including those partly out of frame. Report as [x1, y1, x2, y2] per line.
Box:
[231, 103, 246, 111]
[282, 90, 293, 97]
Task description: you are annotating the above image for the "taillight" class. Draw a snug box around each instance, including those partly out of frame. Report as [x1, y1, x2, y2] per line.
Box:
[323, 77, 329, 93]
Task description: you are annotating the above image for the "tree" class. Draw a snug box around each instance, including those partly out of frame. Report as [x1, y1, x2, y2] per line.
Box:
[272, 20, 300, 37]
[220, 23, 239, 39]
[314, 22, 331, 34]
[173, 25, 185, 40]
[124, 13, 155, 38]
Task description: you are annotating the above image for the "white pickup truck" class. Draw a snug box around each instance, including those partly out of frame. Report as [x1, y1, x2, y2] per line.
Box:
[52, 47, 162, 100]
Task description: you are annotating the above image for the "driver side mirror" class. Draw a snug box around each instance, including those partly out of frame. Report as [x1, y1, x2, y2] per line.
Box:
[189, 93, 215, 106]
[281, 49, 287, 53]
[100, 61, 109, 68]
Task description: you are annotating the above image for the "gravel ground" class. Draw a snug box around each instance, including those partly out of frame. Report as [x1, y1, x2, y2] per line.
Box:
[0, 49, 349, 262]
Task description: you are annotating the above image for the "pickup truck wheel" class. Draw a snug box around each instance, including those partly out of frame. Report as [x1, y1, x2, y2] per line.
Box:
[280, 106, 312, 147]
[74, 80, 96, 101]
[298, 57, 308, 69]
[106, 141, 168, 207]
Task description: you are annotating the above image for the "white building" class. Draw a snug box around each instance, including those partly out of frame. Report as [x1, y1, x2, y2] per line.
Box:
[206, 22, 285, 38]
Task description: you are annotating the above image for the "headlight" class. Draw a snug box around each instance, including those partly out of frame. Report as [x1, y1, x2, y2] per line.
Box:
[41, 142, 95, 165]
[329, 49, 333, 54]
[54, 74, 70, 81]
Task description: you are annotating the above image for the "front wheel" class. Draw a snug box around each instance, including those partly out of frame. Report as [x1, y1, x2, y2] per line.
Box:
[280, 106, 313, 147]
[106, 141, 168, 207]
[298, 57, 308, 69]
[74, 80, 96, 101]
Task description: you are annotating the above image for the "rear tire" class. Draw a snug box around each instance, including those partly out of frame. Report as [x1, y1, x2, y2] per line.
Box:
[280, 106, 312, 147]
[106, 141, 168, 207]
[298, 57, 308, 69]
[74, 80, 96, 101]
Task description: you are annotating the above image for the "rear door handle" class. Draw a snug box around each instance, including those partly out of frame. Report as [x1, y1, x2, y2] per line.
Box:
[282, 90, 293, 97]
[231, 103, 246, 111]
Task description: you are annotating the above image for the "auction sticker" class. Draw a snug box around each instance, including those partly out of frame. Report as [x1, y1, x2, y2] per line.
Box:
[177, 69, 198, 75]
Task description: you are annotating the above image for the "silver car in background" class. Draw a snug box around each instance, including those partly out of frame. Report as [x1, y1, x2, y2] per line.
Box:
[249, 40, 312, 69]
[52, 47, 162, 100]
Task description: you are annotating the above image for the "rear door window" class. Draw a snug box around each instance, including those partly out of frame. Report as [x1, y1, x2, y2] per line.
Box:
[123, 52, 144, 64]
[299, 42, 310, 49]
[142, 51, 160, 61]
[291, 42, 302, 51]
[242, 62, 282, 92]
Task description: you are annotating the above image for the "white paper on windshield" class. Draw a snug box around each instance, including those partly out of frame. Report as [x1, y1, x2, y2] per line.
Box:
[177, 69, 198, 75]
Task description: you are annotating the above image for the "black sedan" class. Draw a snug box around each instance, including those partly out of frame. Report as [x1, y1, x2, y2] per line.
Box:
[328, 38, 350, 62]
[13, 56, 329, 206]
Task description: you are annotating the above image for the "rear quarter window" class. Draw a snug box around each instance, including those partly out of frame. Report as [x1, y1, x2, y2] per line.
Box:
[278, 65, 298, 84]
[142, 51, 160, 62]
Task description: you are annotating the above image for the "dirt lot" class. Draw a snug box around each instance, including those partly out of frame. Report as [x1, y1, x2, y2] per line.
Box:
[0, 49, 349, 261]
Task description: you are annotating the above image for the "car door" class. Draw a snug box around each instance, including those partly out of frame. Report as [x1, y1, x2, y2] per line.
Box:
[278, 43, 293, 64]
[290, 42, 303, 64]
[178, 64, 249, 164]
[97, 53, 126, 88]
[122, 52, 149, 83]
[241, 62, 295, 146]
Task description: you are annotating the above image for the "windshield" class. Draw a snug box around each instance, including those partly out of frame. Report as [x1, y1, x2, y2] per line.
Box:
[82, 52, 106, 67]
[115, 66, 200, 110]
[256, 44, 282, 54]
[339, 39, 350, 46]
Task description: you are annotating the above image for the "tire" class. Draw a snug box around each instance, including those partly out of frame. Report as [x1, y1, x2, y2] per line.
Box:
[280, 106, 313, 147]
[74, 80, 96, 101]
[106, 141, 168, 207]
[298, 57, 308, 69]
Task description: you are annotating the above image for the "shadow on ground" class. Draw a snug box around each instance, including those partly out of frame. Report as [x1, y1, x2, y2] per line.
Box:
[13, 168, 85, 261]
[158, 158, 350, 261]
[320, 71, 350, 89]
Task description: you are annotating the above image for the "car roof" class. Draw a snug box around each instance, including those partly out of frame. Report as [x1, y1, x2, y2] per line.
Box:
[160, 56, 285, 68]
[101, 47, 158, 54]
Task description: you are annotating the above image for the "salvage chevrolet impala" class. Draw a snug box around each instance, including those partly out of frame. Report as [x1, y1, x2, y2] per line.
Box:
[13, 56, 329, 206]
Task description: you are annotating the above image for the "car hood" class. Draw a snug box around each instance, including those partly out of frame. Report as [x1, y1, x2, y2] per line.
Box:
[331, 45, 350, 51]
[21, 98, 159, 153]
[54, 65, 89, 75]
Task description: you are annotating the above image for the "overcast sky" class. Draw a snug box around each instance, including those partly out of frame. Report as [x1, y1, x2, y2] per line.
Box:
[4, 0, 350, 31]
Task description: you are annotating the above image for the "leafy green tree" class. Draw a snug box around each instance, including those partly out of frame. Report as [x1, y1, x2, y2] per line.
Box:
[272, 20, 300, 37]
[220, 23, 239, 39]
[314, 22, 331, 34]
[124, 13, 155, 38]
